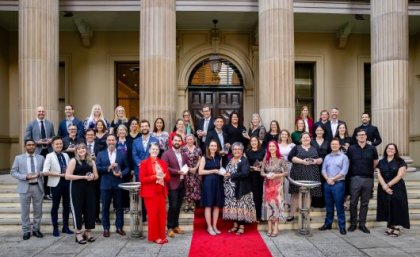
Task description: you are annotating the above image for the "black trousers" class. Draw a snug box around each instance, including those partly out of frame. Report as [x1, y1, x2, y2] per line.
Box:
[349, 176, 373, 226]
[51, 178, 70, 228]
[167, 183, 185, 229]
[249, 172, 264, 220]
[70, 180, 96, 230]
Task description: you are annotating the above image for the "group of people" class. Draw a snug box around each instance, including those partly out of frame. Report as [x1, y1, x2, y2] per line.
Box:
[10, 103, 410, 245]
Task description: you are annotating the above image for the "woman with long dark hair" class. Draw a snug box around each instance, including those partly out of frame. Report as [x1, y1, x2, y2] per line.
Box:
[151, 117, 169, 158]
[376, 143, 410, 237]
[198, 140, 224, 235]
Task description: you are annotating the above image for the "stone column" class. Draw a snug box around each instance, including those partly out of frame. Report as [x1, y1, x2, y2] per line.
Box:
[371, 0, 409, 154]
[19, 0, 59, 142]
[140, 0, 176, 126]
[258, 0, 295, 130]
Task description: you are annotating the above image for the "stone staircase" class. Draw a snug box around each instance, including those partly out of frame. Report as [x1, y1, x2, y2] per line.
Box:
[0, 171, 419, 233]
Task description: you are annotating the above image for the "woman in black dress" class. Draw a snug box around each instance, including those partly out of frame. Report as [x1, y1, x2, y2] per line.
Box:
[198, 140, 224, 235]
[335, 123, 352, 153]
[376, 143, 410, 236]
[65, 143, 98, 244]
[287, 132, 322, 221]
[223, 111, 247, 151]
[310, 124, 330, 208]
[245, 136, 266, 221]
[262, 120, 280, 149]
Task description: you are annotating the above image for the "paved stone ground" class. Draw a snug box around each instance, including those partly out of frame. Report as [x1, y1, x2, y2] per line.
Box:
[1, 226, 419, 257]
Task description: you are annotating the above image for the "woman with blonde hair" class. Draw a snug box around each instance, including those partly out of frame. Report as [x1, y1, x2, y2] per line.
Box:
[110, 106, 129, 135]
[243, 113, 266, 145]
[83, 104, 109, 131]
[66, 143, 99, 244]
[182, 110, 195, 136]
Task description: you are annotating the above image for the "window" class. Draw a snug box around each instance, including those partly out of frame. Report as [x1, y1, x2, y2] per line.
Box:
[295, 62, 315, 118]
[115, 62, 139, 118]
[189, 58, 243, 86]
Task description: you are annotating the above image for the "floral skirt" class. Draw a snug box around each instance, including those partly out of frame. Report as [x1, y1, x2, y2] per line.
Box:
[222, 179, 256, 223]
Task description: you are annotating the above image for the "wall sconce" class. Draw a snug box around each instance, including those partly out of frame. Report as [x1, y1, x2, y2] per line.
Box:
[209, 55, 222, 75]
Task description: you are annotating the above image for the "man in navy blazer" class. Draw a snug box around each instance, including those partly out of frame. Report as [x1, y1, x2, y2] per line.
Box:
[132, 119, 159, 181]
[96, 134, 129, 237]
[161, 134, 189, 237]
[197, 104, 215, 153]
[57, 105, 84, 138]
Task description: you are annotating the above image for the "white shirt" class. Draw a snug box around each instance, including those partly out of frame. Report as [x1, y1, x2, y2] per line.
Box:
[330, 120, 339, 136]
[216, 129, 224, 147]
[26, 153, 38, 183]
[203, 118, 210, 142]
[173, 148, 184, 179]
[108, 149, 116, 164]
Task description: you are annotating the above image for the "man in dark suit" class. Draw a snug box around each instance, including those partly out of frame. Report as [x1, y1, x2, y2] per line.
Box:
[132, 119, 159, 182]
[85, 128, 102, 224]
[325, 107, 345, 141]
[10, 139, 45, 240]
[351, 113, 382, 147]
[161, 134, 188, 238]
[205, 116, 228, 166]
[197, 104, 215, 153]
[24, 106, 55, 200]
[96, 134, 129, 237]
[57, 105, 84, 138]
[313, 109, 329, 138]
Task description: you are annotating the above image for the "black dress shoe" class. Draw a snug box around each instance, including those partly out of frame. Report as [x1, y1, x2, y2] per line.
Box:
[33, 230, 44, 238]
[62, 227, 74, 235]
[340, 228, 347, 235]
[23, 232, 31, 240]
[359, 226, 370, 234]
[286, 216, 294, 222]
[348, 225, 357, 232]
[318, 224, 332, 231]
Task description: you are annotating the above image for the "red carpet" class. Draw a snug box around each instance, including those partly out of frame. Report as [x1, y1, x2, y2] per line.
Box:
[188, 208, 273, 257]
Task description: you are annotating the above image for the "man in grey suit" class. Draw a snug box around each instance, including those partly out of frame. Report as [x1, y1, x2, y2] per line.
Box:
[10, 139, 45, 240]
[24, 106, 55, 199]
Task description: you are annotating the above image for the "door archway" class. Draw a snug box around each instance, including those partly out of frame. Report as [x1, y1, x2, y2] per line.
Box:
[188, 57, 244, 127]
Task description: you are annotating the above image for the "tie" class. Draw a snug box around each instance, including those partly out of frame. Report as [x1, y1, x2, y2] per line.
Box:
[57, 153, 67, 173]
[40, 120, 47, 139]
[204, 119, 209, 132]
[88, 144, 93, 153]
[30, 156, 35, 173]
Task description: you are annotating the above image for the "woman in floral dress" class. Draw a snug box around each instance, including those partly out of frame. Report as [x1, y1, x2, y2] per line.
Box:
[261, 140, 289, 237]
[182, 134, 202, 212]
[223, 142, 256, 235]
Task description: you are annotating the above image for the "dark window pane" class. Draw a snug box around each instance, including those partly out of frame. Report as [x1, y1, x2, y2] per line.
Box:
[295, 62, 315, 118]
[116, 62, 139, 118]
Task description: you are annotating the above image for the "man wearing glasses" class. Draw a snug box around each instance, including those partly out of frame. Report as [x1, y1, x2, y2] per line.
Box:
[346, 129, 378, 234]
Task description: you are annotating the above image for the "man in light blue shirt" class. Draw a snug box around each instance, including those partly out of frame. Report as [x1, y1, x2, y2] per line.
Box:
[318, 138, 349, 235]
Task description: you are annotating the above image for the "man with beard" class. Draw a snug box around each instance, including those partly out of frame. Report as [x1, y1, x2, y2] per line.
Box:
[132, 120, 159, 182]
[351, 113, 382, 147]
[313, 110, 329, 138]
[96, 134, 129, 237]
[162, 134, 188, 238]
[57, 105, 84, 138]
[325, 108, 346, 142]
[11, 139, 45, 240]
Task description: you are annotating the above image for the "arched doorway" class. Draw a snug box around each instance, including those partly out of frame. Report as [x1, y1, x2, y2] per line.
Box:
[188, 57, 244, 127]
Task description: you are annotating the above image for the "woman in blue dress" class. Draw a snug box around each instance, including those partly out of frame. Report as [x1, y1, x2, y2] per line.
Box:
[198, 139, 224, 236]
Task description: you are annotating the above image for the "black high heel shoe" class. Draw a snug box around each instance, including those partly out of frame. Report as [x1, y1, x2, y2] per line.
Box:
[75, 232, 87, 244]
[286, 216, 295, 222]
[83, 232, 95, 242]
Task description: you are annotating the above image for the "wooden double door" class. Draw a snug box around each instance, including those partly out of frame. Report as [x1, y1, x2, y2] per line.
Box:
[188, 87, 243, 128]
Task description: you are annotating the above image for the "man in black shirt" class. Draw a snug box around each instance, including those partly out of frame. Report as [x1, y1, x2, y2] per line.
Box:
[351, 113, 382, 146]
[347, 129, 378, 233]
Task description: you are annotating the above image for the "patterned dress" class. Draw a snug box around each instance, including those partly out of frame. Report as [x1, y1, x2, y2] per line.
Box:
[182, 146, 202, 202]
[261, 158, 288, 222]
[288, 145, 322, 197]
[223, 159, 257, 223]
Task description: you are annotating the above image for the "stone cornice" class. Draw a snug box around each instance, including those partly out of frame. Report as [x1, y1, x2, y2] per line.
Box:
[1, 1, 420, 15]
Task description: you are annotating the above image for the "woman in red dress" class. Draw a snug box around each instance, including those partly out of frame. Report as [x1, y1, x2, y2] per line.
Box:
[139, 143, 171, 244]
